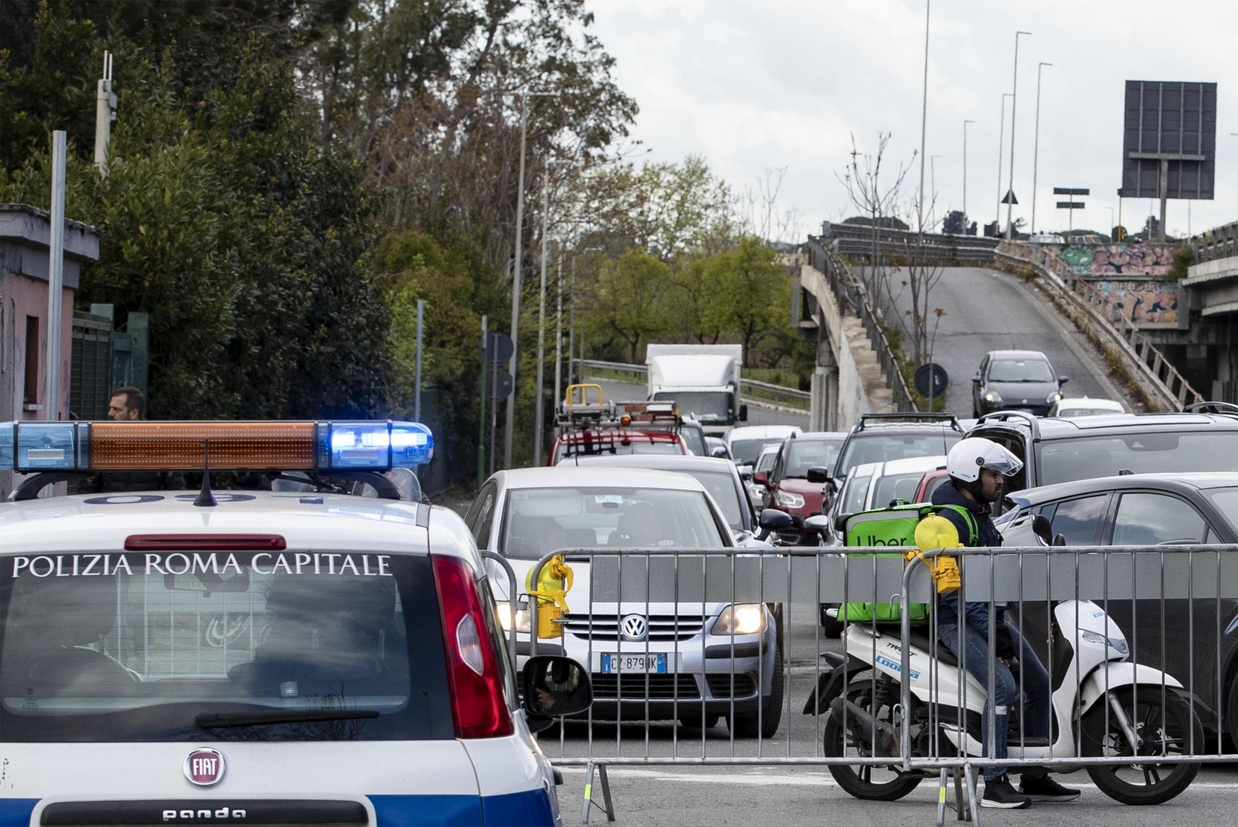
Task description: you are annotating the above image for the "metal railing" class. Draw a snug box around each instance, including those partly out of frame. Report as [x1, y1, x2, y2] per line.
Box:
[820, 222, 1002, 263]
[998, 242, 1203, 411]
[1194, 219, 1238, 264]
[571, 358, 811, 410]
[806, 236, 918, 411]
[516, 541, 1238, 823]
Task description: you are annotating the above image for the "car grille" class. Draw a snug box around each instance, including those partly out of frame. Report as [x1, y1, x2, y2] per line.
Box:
[706, 673, 757, 698]
[562, 614, 707, 642]
[590, 673, 700, 700]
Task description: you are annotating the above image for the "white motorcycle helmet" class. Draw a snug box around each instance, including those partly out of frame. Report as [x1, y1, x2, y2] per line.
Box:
[946, 437, 1024, 486]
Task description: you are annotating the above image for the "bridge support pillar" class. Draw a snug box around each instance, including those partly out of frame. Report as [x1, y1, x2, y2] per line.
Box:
[810, 321, 839, 431]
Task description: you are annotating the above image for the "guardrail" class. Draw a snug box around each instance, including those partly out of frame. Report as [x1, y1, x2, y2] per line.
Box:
[806, 237, 918, 411]
[1194, 219, 1238, 264]
[998, 242, 1203, 410]
[572, 358, 811, 410]
[820, 222, 1001, 263]
[518, 542, 1238, 823]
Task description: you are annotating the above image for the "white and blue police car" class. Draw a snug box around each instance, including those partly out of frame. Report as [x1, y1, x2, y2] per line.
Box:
[0, 420, 592, 827]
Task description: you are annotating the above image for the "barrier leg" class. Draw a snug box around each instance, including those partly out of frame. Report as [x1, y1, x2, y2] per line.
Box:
[963, 763, 979, 824]
[952, 767, 966, 821]
[936, 768, 948, 826]
[581, 761, 615, 824]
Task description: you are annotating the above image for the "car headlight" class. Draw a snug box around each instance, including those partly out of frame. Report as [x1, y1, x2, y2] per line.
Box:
[983, 390, 1002, 404]
[711, 603, 768, 636]
[495, 600, 530, 634]
[1046, 391, 1063, 404]
[775, 490, 805, 509]
[1081, 629, 1128, 655]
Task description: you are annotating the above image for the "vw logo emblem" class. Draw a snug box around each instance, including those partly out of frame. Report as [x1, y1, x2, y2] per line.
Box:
[184, 747, 225, 787]
[620, 614, 648, 641]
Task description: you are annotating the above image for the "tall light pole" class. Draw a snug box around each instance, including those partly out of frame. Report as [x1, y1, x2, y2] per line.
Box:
[916, 0, 931, 234]
[503, 90, 555, 469]
[532, 164, 552, 465]
[1005, 30, 1031, 240]
[995, 92, 1012, 232]
[963, 119, 975, 225]
[1231, 133, 1238, 221]
[1030, 61, 1052, 233]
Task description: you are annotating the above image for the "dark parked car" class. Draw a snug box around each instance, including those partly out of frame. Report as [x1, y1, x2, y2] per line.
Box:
[829, 413, 963, 491]
[972, 349, 1068, 417]
[965, 408, 1238, 500]
[757, 431, 846, 537]
[997, 472, 1238, 741]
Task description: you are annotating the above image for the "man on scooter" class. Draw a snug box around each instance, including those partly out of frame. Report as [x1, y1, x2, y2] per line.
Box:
[932, 437, 1080, 809]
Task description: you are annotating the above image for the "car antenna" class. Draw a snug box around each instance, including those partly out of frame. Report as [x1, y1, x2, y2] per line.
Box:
[194, 439, 218, 508]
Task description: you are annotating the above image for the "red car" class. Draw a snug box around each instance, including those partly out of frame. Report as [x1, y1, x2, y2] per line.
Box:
[755, 432, 846, 530]
[548, 394, 690, 465]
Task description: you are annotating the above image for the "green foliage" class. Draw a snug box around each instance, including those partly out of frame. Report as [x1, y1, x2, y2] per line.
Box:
[585, 248, 671, 363]
[1167, 245, 1195, 282]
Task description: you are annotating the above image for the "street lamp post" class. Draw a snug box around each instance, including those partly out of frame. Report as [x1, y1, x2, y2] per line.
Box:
[1031, 61, 1052, 233]
[1231, 133, 1238, 221]
[532, 165, 552, 465]
[916, 0, 931, 234]
[1005, 30, 1031, 240]
[996, 92, 1013, 232]
[963, 119, 975, 225]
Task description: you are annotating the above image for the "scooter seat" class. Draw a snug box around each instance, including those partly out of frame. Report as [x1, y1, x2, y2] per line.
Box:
[905, 626, 958, 668]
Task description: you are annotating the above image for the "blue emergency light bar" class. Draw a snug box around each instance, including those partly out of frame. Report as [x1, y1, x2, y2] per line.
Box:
[0, 420, 433, 473]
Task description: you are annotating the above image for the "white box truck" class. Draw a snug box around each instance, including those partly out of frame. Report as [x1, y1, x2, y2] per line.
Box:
[645, 344, 746, 433]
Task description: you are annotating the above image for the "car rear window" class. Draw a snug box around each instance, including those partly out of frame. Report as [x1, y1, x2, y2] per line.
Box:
[783, 439, 843, 478]
[1037, 431, 1238, 485]
[0, 551, 453, 743]
[554, 437, 684, 463]
[835, 431, 961, 479]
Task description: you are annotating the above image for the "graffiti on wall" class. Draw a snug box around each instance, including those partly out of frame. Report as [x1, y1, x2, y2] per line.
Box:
[1057, 244, 1174, 276]
[1091, 281, 1179, 325]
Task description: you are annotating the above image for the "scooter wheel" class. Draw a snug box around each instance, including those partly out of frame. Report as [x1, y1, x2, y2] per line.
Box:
[823, 678, 922, 801]
[1081, 688, 1201, 805]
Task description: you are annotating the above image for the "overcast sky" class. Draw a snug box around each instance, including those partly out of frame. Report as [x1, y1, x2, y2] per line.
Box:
[590, 0, 1238, 241]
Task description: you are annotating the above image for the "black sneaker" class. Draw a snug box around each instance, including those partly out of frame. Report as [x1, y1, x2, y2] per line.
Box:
[1019, 774, 1081, 802]
[982, 775, 1031, 809]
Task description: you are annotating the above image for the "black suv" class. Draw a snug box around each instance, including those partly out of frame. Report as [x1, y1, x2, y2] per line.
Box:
[823, 414, 964, 508]
[972, 349, 1068, 417]
[966, 407, 1238, 501]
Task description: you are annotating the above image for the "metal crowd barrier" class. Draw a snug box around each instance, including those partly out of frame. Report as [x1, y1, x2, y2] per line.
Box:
[511, 544, 1238, 824]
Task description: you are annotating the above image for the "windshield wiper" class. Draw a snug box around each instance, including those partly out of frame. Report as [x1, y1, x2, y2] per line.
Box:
[196, 709, 379, 728]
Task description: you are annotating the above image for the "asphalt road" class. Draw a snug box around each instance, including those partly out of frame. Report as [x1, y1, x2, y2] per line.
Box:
[880, 267, 1127, 416]
[540, 603, 1238, 827]
[583, 376, 810, 430]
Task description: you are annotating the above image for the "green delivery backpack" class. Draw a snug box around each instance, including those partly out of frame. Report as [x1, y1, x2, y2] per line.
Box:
[837, 502, 978, 625]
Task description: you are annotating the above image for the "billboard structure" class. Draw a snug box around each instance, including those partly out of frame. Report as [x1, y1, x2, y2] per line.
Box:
[1119, 80, 1216, 241]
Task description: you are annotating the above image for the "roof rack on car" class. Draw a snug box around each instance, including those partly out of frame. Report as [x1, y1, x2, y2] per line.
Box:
[856, 412, 963, 432]
[555, 385, 681, 429]
[1183, 401, 1238, 416]
[973, 410, 1042, 439]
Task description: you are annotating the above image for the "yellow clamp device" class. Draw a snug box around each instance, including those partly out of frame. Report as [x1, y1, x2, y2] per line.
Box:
[904, 514, 962, 594]
[525, 554, 575, 639]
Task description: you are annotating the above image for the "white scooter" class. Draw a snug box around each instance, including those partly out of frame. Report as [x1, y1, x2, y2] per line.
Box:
[803, 517, 1202, 806]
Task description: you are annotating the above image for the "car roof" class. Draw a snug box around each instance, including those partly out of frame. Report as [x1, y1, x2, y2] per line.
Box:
[491, 465, 709, 492]
[1009, 472, 1238, 505]
[1053, 397, 1124, 410]
[880, 454, 948, 475]
[554, 428, 682, 443]
[726, 425, 802, 442]
[974, 411, 1238, 439]
[790, 431, 848, 442]
[570, 455, 740, 476]
[0, 491, 460, 557]
[986, 350, 1051, 360]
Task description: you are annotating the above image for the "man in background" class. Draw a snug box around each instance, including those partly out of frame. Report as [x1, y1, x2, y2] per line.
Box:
[81, 387, 186, 493]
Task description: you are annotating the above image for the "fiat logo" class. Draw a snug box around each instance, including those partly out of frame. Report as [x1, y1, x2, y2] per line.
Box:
[620, 614, 648, 641]
[184, 748, 226, 787]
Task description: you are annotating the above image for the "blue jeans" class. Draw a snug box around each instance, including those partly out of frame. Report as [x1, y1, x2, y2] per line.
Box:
[936, 620, 1051, 781]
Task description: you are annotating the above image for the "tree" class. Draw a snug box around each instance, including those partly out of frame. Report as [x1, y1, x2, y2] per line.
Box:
[583, 248, 670, 363]
[942, 210, 967, 235]
[707, 237, 787, 365]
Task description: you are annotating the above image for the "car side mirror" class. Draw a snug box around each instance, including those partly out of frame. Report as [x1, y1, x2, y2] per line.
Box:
[1058, 376, 1070, 386]
[522, 655, 593, 732]
[758, 508, 793, 532]
[739, 404, 748, 422]
[1032, 514, 1053, 545]
[972, 373, 982, 383]
[803, 514, 831, 534]
[752, 471, 769, 487]
[1053, 533, 1067, 546]
[834, 513, 850, 534]
[711, 446, 729, 458]
[806, 466, 830, 484]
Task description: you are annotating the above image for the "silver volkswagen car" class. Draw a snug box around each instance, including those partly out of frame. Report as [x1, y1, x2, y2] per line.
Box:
[464, 466, 783, 738]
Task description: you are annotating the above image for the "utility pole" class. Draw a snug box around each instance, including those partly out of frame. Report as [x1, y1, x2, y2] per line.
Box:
[502, 94, 529, 469]
[414, 299, 424, 422]
[963, 119, 975, 225]
[476, 315, 487, 488]
[46, 131, 68, 421]
[1031, 62, 1052, 233]
[553, 250, 564, 418]
[533, 166, 551, 464]
[1006, 31, 1031, 240]
[916, 0, 931, 236]
[93, 51, 116, 173]
[996, 92, 1012, 232]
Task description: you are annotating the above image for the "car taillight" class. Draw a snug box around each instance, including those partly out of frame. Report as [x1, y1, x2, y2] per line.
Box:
[431, 555, 514, 739]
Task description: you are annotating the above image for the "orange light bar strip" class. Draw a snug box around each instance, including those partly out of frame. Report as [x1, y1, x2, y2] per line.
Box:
[89, 422, 317, 470]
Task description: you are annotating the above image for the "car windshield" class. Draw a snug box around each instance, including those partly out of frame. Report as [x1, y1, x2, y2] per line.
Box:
[755, 450, 778, 474]
[840, 473, 872, 515]
[0, 551, 452, 743]
[871, 472, 927, 507]
[501, 487, 726, 559]
[654, 391, 731, 423]
[784, 439, 843, 478]
[835, 431, 961, 479]
[1038, 432, 1238, 485]
[554, 436, 684, 463]
[678, 424, 707, 456]
[730, 438, 781, 466]
[989, 358, 1055, 383]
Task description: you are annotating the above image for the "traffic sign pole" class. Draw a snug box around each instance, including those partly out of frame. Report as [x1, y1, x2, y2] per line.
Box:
[477, 315, 487, 489]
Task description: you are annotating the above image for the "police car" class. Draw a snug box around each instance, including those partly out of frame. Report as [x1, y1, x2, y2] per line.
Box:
[0, 420, 592, 827]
